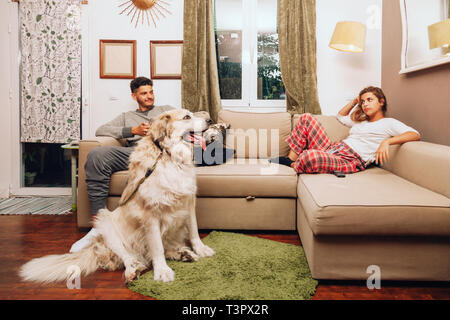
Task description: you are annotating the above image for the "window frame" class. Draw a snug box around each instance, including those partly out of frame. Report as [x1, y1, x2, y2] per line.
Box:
[215, 0, 286, 111]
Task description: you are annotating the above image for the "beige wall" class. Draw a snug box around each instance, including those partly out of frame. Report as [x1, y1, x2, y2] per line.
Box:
[382, 0, 450, 146]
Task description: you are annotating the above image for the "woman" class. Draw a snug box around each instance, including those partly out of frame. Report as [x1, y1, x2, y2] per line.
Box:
[274, 86, 420, 174]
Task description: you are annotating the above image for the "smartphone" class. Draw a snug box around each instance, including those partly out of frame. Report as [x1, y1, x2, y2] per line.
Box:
[333, 171, 346, 178]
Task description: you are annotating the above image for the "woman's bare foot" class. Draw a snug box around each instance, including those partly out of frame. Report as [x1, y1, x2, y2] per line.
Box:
[288, 150, 299, 162]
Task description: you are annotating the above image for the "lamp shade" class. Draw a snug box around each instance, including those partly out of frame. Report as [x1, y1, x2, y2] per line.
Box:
[428, 18, 450, 50]
[329, 21, 367, 53]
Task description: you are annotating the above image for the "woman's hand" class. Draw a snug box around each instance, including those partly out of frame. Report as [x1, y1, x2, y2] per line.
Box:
[338, 96, 360, 117]
[375, 139, 390, 166]
[375, 132, 420, 166]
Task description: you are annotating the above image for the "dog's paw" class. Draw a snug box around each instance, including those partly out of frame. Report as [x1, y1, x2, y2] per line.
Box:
[124, 261, 146, 284]
[193, 243, 215, 258]
[124, 269, 138, 284]
[180, 248, 199, 262]
[153, 265, 175, 283]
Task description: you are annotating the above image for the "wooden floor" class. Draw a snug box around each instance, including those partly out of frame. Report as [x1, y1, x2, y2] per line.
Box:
[0, 213, 448, 300]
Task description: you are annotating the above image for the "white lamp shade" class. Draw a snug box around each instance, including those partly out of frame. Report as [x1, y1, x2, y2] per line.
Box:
[428, 18, 450, 50]
[329, 21, 367, 53]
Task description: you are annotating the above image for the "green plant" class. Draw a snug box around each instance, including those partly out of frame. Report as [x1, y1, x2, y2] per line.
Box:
[22, 149, 40, 173]
[257, 33, 285, 100]
[217, 61, 242, 99]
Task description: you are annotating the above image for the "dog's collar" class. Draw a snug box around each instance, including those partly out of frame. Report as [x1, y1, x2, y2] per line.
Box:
[153, 139, 163, 152]
[118, 151, 163, 207]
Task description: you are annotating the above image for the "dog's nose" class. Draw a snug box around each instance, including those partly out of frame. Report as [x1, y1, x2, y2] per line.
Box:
[206, 119, 213, 125]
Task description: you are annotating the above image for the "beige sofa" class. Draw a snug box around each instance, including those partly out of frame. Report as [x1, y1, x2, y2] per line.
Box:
[77, 110, 450, 281]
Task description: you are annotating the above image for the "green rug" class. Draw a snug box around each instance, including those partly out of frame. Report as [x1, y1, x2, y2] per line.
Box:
[128, 231, 318, 300]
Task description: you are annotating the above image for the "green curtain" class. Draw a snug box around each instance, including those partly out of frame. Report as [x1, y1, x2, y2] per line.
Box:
[182, 0, 222, 122]
[278, 0, 321, 115]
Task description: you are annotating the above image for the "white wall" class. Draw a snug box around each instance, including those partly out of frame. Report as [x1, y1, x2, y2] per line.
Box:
[0, 1, 18, 198]
[84, 0, 382, 137]
[316, 0, 382, 115]
[83, 0, 184, 139]
[0, 0, 382, 195]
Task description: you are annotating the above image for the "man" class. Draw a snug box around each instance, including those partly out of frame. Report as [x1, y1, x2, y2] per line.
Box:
[70, 77, 174, 252]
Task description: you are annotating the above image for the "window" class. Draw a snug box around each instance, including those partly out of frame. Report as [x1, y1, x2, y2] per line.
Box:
[215, 0, 286, 109]
[22, 143, 71, 187]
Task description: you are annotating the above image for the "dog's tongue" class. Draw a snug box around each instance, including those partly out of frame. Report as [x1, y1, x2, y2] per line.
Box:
[185, 133, 206, 150]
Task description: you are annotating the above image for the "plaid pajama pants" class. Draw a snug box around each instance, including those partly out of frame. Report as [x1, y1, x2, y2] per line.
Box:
[286, 113, 366, 174]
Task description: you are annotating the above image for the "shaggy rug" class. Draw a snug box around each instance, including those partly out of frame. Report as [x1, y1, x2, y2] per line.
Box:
[128, 231, 318, 300]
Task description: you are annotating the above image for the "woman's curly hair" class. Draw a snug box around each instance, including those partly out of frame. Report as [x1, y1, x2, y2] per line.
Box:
[351, 86, 388, 122]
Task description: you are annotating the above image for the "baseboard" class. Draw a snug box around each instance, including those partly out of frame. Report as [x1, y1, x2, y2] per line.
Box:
[0, 186, 10, 198]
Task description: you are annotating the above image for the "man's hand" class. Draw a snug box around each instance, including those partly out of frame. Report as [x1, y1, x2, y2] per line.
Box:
[131, 122, 151, 136]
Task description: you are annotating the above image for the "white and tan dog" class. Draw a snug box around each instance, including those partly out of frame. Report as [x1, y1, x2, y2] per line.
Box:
[19, 109, 215, 284]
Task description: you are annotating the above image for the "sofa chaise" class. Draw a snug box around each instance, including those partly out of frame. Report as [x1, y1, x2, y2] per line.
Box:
[76, 110, 450, 281]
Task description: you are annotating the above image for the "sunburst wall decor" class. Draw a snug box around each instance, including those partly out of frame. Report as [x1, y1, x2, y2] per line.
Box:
[118, 0, 172, 28]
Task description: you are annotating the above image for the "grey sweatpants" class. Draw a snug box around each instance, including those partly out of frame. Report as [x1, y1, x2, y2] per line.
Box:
[85, 146, 134, 214]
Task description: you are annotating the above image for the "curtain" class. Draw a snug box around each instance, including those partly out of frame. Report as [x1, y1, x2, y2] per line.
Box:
[446, 0, 450, 56]
[278, 0, 322, 115]
[20, 0, 81, 143]
[448, 0, 450, 18]
[181, 0, 222, 123]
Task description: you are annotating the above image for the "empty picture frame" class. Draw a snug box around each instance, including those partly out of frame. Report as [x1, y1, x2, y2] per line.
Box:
[150, 40, 183, 79]
[100, 40, 136, 79]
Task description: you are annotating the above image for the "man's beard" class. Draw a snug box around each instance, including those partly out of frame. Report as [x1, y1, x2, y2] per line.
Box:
[137, 97, 154, 109]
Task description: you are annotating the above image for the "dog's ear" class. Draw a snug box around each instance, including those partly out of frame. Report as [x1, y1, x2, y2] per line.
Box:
[217, 123, 231, 130]
[149, 113, 172, 142]
[193, 111, 211, 121]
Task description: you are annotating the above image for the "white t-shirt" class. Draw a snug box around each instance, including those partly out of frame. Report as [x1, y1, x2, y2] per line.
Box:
[337, 114, 419, 164]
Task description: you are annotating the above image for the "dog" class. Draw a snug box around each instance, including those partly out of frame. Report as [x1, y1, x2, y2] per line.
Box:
[192, 111, 230, 146]
[202, 123, 230, 146]
[190, 112, 233, 166]
[193, 122, 234, 166]
[19, 109, 215, 284]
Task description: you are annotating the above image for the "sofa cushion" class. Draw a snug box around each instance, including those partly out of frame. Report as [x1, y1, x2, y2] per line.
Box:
[292, 114, 350, 143]
[109, 170, 129, 196]
[298, 167, 450, 237]
[109, 159, 298, 198]
[383, 142, 450, 198]
[196, 159, 297, 197]
[218, 110, 292, 158]
[196, 197, 296, 230]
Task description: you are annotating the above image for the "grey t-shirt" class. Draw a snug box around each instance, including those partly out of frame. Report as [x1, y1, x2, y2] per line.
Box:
[95, 105, 174, 146]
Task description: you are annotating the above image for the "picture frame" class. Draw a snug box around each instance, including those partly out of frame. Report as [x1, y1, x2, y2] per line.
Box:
[99, 40, 136, 79]
[150, 40, 183, 79]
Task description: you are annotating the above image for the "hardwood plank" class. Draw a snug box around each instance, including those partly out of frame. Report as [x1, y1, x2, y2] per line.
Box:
[0, 214, 448, 300]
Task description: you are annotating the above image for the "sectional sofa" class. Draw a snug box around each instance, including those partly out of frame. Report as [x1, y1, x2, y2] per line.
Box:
[76, 110, 450, 281]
